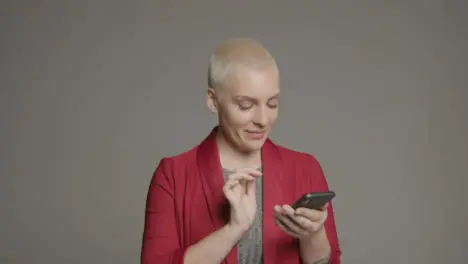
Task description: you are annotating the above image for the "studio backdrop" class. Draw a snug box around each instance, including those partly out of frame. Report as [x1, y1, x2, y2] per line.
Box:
[1, 1, 467, 263]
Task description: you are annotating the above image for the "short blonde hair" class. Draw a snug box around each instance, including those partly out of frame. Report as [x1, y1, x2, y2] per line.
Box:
[207, 38, 277, 90]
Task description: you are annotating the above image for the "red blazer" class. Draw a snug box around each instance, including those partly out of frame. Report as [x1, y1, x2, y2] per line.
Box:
[141, 128, 341, 264]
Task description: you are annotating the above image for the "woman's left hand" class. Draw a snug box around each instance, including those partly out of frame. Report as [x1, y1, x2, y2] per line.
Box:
[274, 203, 328, 240]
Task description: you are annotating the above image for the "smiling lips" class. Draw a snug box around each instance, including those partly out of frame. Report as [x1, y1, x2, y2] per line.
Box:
[245, 130, 266, 140]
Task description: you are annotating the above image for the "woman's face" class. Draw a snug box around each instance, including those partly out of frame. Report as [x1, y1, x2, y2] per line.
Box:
[208, 65, 280, 153]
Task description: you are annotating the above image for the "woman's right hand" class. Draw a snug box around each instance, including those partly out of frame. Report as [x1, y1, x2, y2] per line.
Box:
[222, 168, 263, 236]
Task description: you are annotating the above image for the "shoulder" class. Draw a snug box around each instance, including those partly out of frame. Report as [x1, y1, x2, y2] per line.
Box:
[154, 145, 199, 175]
[272, 142, 329, 189]
[273, 143, 322, 169]
[148, 146, 199, 193]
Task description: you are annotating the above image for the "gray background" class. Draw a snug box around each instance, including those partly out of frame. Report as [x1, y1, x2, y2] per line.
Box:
[1, 1, 467, 263]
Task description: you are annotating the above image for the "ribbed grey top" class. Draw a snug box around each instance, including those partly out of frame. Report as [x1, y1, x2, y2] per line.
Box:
[222, 167, 263, 264]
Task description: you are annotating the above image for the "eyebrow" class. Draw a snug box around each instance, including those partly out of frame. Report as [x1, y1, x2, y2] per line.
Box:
[233, 92, 280, 101]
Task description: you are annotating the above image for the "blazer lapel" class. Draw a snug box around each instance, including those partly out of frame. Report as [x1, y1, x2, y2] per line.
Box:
[262, 139, 299, 263]
[196, 127, 227, 229]
[196, 127, 238, 264]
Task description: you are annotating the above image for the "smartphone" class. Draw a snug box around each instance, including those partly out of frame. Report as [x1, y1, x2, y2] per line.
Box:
[291, 191, 335, 210]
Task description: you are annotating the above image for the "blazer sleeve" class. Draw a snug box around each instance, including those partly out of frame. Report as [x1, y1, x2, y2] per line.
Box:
[141, 158, 187, 264]
[308, 155, 342, 264]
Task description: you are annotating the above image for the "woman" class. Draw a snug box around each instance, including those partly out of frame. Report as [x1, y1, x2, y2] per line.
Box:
[140, 38, 341, 264]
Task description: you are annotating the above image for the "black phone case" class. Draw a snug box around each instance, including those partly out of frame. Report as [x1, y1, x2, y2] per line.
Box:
[291, 191, 335, 210]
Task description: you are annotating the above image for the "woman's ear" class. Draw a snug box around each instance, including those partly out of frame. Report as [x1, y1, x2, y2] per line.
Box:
[206, 88, 218, 113]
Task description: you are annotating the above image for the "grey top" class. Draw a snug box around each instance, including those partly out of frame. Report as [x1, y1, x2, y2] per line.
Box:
[222, 167, 263, 264]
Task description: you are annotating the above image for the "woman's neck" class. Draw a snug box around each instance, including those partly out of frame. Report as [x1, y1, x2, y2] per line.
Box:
[215, 130, 261, 170]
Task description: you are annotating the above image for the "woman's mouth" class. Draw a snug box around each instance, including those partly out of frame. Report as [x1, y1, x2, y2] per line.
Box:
[245, 130, 266, 140]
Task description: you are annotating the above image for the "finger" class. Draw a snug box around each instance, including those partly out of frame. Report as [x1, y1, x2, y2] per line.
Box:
[222, 180, 239, 200]
[274, 205, 282, 213]
[275, 213, 310, 237]
[246, 179, 256, 196]
[317, 202, 329, 212]
[274, 216, 299, 238]
[290, 214, 315, 230]
[295, 207, 325, 222]
[275, 205, 295, 220]
[281, 205, 300, 223]
[225, 177, 252, 193]
[223, 179, 240, 190]
[281, 204, 296, 216]
[274, 211, 307, 237]
[227, 173, 256, 183]
[277, 212, 324, 233]
[236, 168, 263, 177]
[278, 205, 314, 230]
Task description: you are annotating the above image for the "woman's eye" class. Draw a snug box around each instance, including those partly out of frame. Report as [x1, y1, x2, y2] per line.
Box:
[238, 103, 253, 110]
[268, 99, 279, 108]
